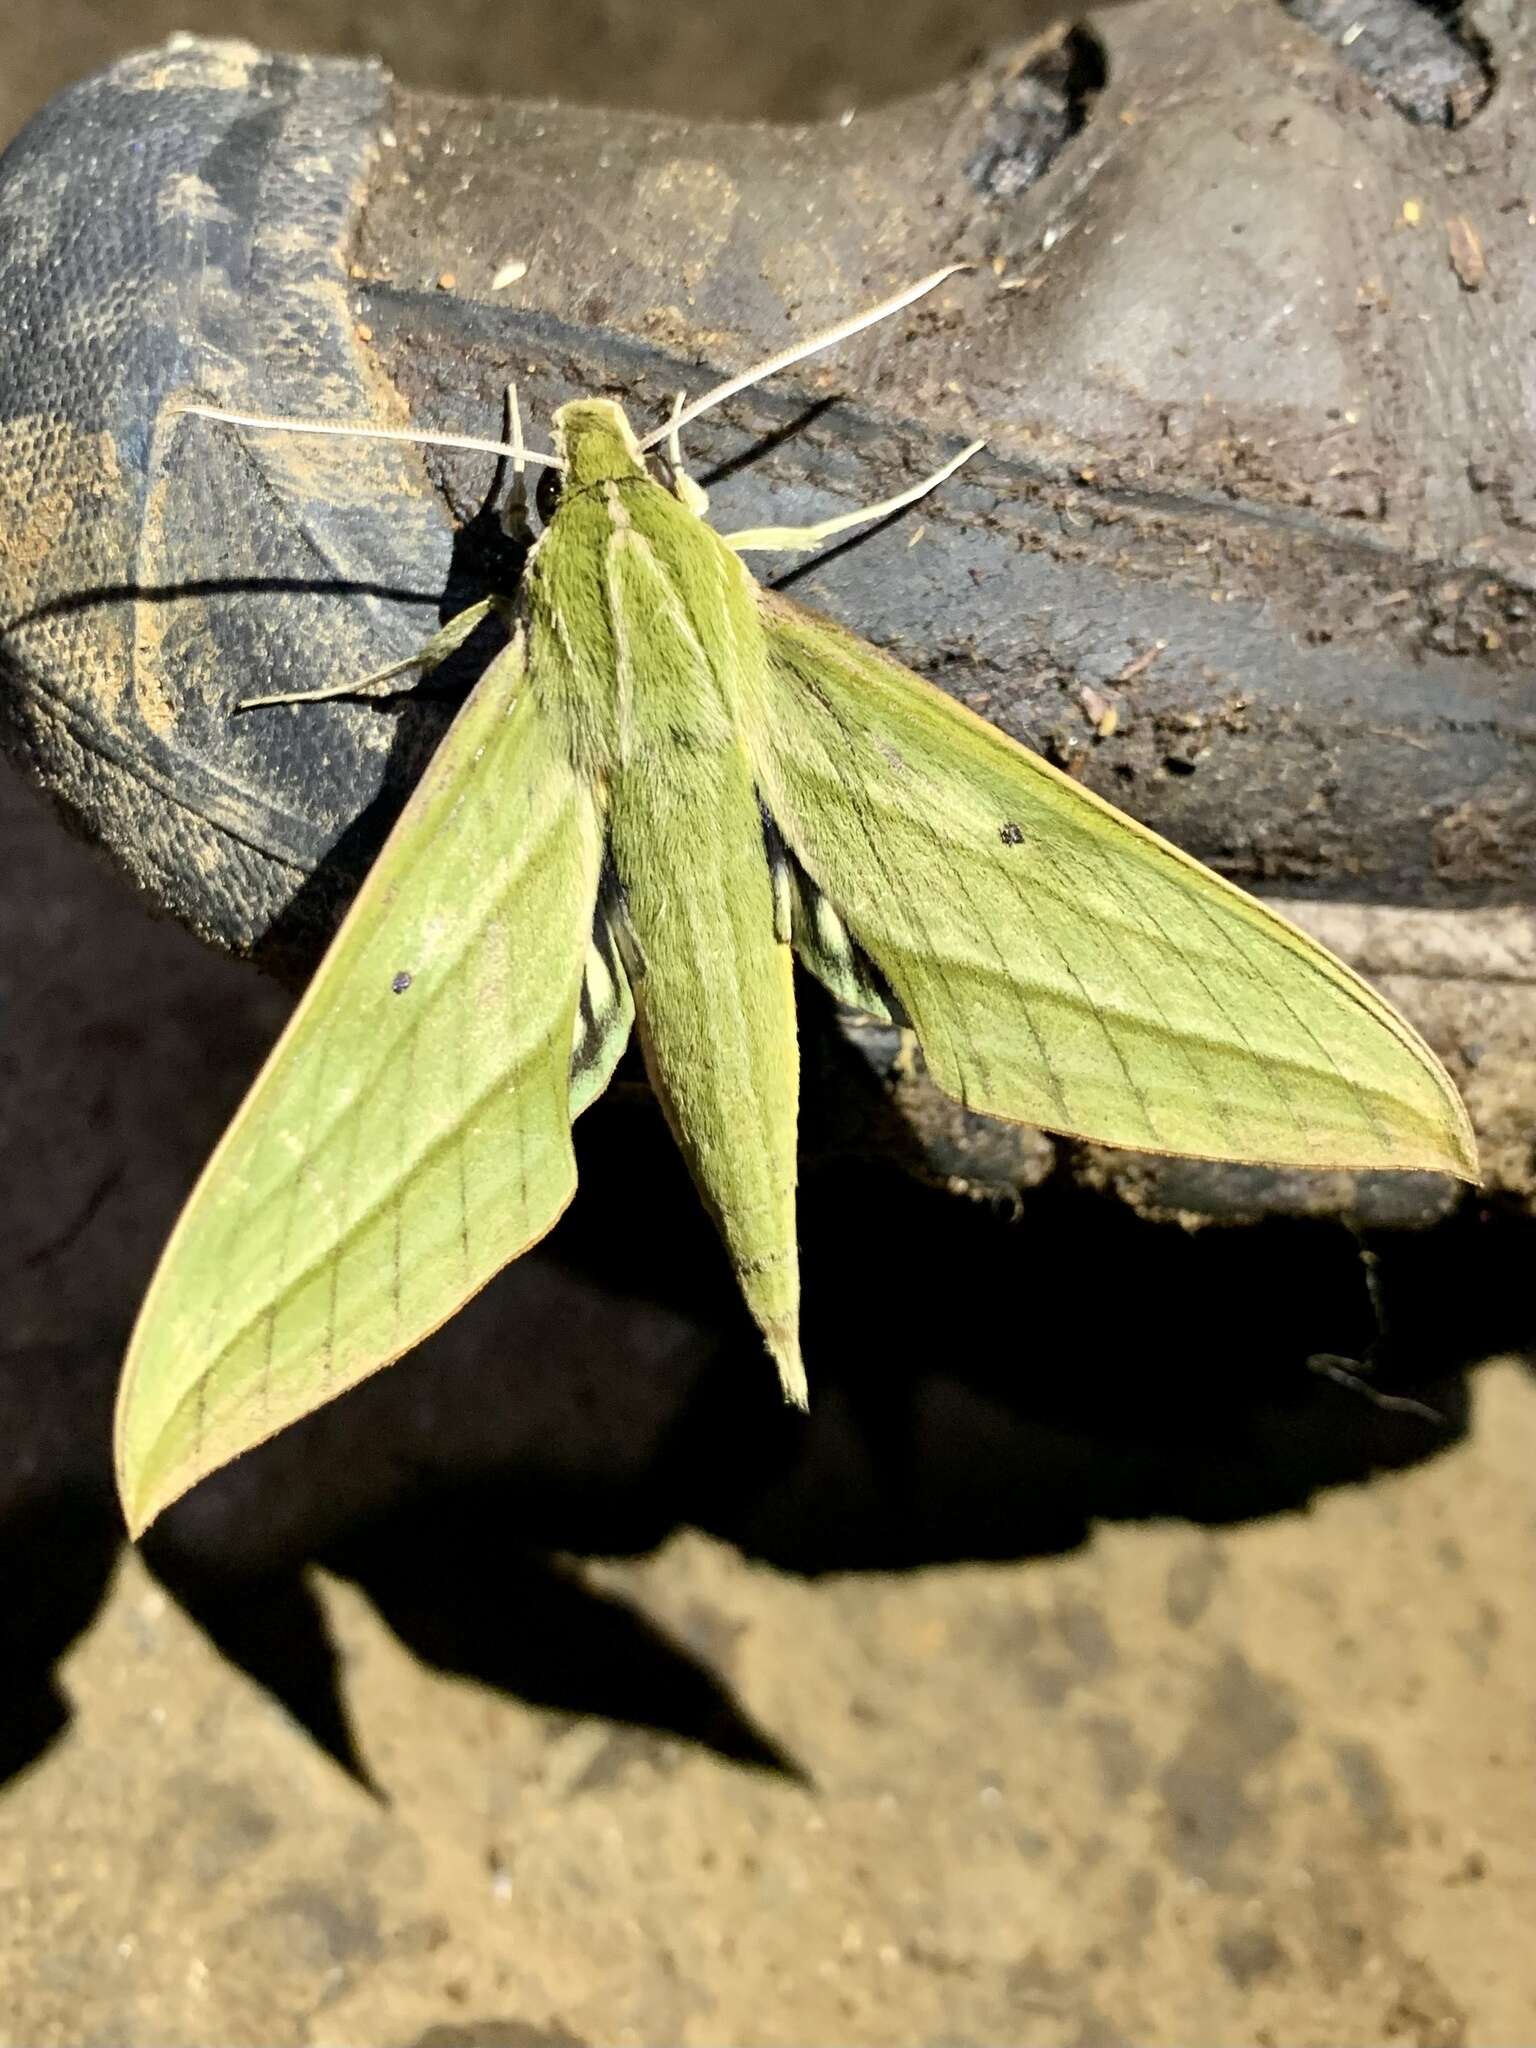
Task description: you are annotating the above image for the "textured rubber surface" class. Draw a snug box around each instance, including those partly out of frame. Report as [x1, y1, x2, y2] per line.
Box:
[0, 38, 453, 963]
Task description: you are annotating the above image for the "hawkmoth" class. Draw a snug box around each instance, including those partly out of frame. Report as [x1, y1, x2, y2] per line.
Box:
[115, 269, 1476, 1533]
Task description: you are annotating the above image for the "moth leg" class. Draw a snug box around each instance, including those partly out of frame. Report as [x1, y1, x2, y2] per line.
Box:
[235, 597, 500, 710]
[496, 383, 536, 547]
[722, 438, 984, 554]
[658, 389, 711, 518]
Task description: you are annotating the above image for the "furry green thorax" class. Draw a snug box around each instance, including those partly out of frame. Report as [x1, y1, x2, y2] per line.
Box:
[553, 398, 652, 491]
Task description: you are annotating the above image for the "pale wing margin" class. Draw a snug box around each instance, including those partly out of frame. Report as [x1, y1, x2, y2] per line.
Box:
[116, 632, 603, 1535]
[746, 593, 1477, 1180]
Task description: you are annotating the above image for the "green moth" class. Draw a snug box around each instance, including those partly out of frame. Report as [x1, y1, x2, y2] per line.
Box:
[115, 270, 1477, 1535]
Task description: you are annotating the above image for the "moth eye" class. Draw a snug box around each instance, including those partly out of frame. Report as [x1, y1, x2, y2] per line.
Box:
[535, 466, 564, 523]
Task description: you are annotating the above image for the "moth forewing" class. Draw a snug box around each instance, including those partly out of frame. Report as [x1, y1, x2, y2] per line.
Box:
[114, 634, 605, 1535]
[741, 591, 1477, 1180]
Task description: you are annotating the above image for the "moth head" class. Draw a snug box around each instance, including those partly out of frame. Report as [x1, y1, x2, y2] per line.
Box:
[550, 398, 652, 495]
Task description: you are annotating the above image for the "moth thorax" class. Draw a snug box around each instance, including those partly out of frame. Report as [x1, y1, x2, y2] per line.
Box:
[552, 398, 651, 490]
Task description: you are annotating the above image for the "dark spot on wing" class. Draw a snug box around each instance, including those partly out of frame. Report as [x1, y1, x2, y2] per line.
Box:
[999, 821, 1025, 845]
[391, 971, 413, 995]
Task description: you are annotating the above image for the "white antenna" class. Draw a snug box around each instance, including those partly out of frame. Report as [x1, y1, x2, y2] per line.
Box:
[637, 264, 972, 451]
[176, 402, 565, 470]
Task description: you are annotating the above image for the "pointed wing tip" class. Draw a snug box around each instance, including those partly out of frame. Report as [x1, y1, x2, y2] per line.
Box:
[115, 1417, 178, 1539]
[113, 1376, 154, 1540]
[1448, 1136, 1482, 1186]
[1309, 1096, 1478, 1184]
[767, 1331, 809, 1410]
[1453, 1106, 1482, 1185]
[115, 1468, 161, 1543]
[1408, 1144, 1479, 1187]
[1421, 1085, 1480, 1185]
[115, 1385, 195, 1541]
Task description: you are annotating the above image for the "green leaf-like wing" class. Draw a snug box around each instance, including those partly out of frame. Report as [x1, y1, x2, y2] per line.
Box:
[116, 633, 603, 1534]
[746, 593, 1477, 1179]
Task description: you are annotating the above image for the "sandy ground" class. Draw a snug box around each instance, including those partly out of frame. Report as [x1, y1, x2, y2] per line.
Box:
[2, 1, 1535, 2043]
[6, 1369, 1536, 2047]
